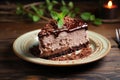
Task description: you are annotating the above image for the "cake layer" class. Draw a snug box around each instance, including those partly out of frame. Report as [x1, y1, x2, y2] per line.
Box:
[38, 17, 89, 58]
[39, 29, 89, 58]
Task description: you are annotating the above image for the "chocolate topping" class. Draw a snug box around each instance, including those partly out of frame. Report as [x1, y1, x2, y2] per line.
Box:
[38, 16, 88, 38]
[39, 20, 57, 36]
[64, 16, 84, 29]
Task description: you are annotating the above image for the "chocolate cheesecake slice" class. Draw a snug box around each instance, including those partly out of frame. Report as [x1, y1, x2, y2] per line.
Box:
[38, 16, 90, 59]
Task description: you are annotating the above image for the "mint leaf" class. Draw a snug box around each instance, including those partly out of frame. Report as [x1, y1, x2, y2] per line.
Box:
[31, 5, 44, 17]
[68, 2, 74, 9]
[61, 10, 69, 17]
[46, 0, 56, 11]
[61, 0, 66, 6]
[68, 12, 75, 17]
[80, 12, 91, 21]
[32, 15, 40, 22]
[46, 0, 50, 5]
[93, 18, 102, 25]
[60, 6, 68, 12]
[50, 11, 59, 20]
[80, 12, 102, 25]
[48, 4, 53, 11]
[90, 15, 95, 21]
[16, 0, 103, 27]
[52, 0, 58, 4]
[58, 19, 64, 28]
[38, 9, 44, 16]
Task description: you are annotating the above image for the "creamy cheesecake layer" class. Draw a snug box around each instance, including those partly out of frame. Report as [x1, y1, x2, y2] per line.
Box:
[38, 16, 89, 58]
[39, 29, 89, 58]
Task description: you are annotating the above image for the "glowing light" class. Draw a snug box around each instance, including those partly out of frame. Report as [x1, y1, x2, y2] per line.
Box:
[108, 1, 112, 8]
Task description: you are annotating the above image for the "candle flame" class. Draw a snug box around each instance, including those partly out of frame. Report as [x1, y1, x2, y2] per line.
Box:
[108, 1, 112, 8]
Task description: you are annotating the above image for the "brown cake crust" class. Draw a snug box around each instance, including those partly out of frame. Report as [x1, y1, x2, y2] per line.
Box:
[51, 47, 92, 61]
[29, 45, 92, 61]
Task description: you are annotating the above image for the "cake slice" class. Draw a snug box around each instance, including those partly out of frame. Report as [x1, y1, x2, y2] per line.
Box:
[38, 16, 91, 59]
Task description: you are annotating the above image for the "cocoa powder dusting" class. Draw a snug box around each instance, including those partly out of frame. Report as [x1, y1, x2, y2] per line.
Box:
[64, 16, 84, 29]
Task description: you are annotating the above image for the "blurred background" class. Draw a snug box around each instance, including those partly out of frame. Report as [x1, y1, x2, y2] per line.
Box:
[0, 0, 119, 22]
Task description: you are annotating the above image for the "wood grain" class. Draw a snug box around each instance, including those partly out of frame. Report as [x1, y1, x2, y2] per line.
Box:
[0, 22, 120, 80]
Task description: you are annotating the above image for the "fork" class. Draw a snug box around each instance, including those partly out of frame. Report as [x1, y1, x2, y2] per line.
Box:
[115, 28, 120, 48]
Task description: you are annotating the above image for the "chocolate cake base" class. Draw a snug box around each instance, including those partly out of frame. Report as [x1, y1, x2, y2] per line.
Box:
[29, 45, 92, 61]
[51, 47, 92, 61]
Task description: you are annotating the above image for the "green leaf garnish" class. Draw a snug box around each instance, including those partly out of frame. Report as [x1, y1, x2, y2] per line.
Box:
[58, 19, 64, 28]
[61, 0, 66, 6]
[60, 6, 68, 12]
[68, 12, 75, 18]
[50, 11, 59, 20]
[37, 9, 44, 16]
[93, 18, 102, 25]
[48, 4, 53, 11]
[32, 15, 40, 22]
[52, 0, 58, 4]
[50, 11, 66, 28]
[16, 0, 102, 26]
[90, 15, 95, 21]
[68, 2, 74, 9]
[46, 0, 50, 5]
[80, 12, 91, 21]
[80, 12, 102, 25]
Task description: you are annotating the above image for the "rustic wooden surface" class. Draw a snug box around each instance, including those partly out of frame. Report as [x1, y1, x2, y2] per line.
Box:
[0, 20, 120, 80]
[0, 1, 120, 80]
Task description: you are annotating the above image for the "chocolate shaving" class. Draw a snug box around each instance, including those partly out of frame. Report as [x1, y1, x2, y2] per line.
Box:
[64, 16, 84, 29]
[38, 16, 87, 38]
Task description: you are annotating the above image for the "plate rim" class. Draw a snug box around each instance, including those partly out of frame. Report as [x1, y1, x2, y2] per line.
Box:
[13, 29, 111, 66]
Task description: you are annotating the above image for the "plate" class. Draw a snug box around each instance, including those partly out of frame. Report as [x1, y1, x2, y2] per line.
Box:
[13, 30, 111, 66]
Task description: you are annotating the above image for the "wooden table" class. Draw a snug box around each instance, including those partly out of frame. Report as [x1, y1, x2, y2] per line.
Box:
[0, 21, 120, 80]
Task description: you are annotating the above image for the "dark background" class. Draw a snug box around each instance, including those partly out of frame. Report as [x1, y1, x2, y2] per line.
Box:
[0, 0, 119, 7]
[0, 0, 119, 22]
[0, 0, 117, 4]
